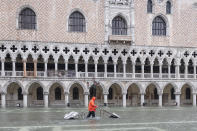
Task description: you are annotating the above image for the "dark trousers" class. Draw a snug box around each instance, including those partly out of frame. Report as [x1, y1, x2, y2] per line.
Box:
[87, 111, 95, 118]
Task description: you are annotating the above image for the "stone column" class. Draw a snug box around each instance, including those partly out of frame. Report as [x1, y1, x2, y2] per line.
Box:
[141, 94, 145, 106]
[168, 64, 171, 78]
[104, 93, 108, 106]
[1, 59, 5, 76]
[95, 62, 98, 78]
[85, 62, 88, 77]
[33, 60, 37, 77]
[55, 61, 58, 75]
[159, 63, 162, 78]
[176, 65, 180, 78]
[44, 62, 47, 77]
[150, 63, 153, 78]
[75, 62, 78, 78]
[1, 93, 6, 108]
[141, 63, 144, 78]
[159, 93, 162, 107]
[175, 93, 180, 107]
[84, 93, 89, 107]
[65, 92, 69, 107]
[114, 63, 117, 78]
[12, 59, 16, 76]
[65, 61, 68, 71]
[123, 62, 126, 78]
[122, 93, 126, 107]
[132, 63, 135, 78]
[193, 93, 196, 107]
[23, 93, 28, 108]
[23, 60, 26, 77]
[44, 92, 49, 108]
[194, 64, 196, 79]
[185, 64, 188, 78]
[104, 63, 107, 78]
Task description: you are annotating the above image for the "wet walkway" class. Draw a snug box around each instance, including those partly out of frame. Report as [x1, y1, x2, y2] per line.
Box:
[0, 107, 197, 131]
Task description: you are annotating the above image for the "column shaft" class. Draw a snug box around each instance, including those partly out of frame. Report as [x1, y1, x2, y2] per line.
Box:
[194, 65, 196, 79]
[168, 65, 171, 78]
[65, 93, 69, 107]
[23, 94, 28, 108]
[114, 64, 117, 78]
[104, 94, 108, 106]
[44, 62, 47, 77]
[34, 60, 37, 77]
[159, 64, 162, 78]
[44, 94, 49, 108]
[185, 65, 188, 78]
[75, 63, 78, 78]
[193, 94, 196, 106]
[104, 63, 107, 78]
[132, 64, 135, 78]
[85, 62, 88, 77]
[159, 94, 162, 107]
[123, 63, 126, 78]
[23, 61, 26, 77]
[95, 63, 97, 78]
[141, 94, 144, 106]
[1, 94, 6, 108]
[141, 64, 144, 78]
[1, 60, 5, 76]
[123, 94, 126, 107]
[175, 94, 180, 106]
[84, 94, 89, 107]
[176, 65, 180, 78]
[12, 60, 16, 76]
[151, 64, 153, 78]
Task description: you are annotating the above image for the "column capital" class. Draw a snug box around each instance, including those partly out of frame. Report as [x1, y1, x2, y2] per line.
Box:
[174, 92, 181, 95]
[22, 92, 28, 95]
[122, 92, 127, 95]
[64, 92, 69, 95]
[0, 92, 6, 95]
[84, 92, 89, 95]
[193, 92, 197, 95]
[33, 59, 37, 63]
[22, 60, 27, 63]
[44, 92, 49, 95]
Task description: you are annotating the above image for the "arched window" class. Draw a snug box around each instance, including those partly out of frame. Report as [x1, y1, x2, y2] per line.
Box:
[55, 87, 61, 100]
[154, 88, 158, 99]
[69, 11, 85, 32]
[37, 87, 43, 100]
[171, 88, 175, 100]
[152, 16, 166, 36]
[19, 8, 36, 29]
[18, 87, 23, 100]
[73, 87, 79, 100]
[186, 88, 191, 100]
[108, 87, 113, 100]
[112, 16, 127, 35]
[147, 0, 153, 13]
[166, 1, 171, 14]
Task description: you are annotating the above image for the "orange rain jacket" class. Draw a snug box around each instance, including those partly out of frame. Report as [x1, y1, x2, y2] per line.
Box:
[88, 97, 97, 111]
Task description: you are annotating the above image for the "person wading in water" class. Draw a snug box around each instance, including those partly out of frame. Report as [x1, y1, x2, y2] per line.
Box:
[87, 96, 97, 118]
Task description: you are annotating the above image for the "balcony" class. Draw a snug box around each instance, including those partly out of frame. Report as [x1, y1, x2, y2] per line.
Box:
[109, 35, 132, 44]
[1, 70, 197, 80]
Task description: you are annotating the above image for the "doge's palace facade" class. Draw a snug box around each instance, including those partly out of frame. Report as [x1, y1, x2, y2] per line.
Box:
[0, 0, 197, 108]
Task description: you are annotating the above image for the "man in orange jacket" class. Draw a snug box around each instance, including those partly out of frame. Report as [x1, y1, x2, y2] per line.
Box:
[87, 96, 97, 118]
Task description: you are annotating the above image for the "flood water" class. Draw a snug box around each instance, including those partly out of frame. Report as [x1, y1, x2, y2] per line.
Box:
[0, 107, 197, 131]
